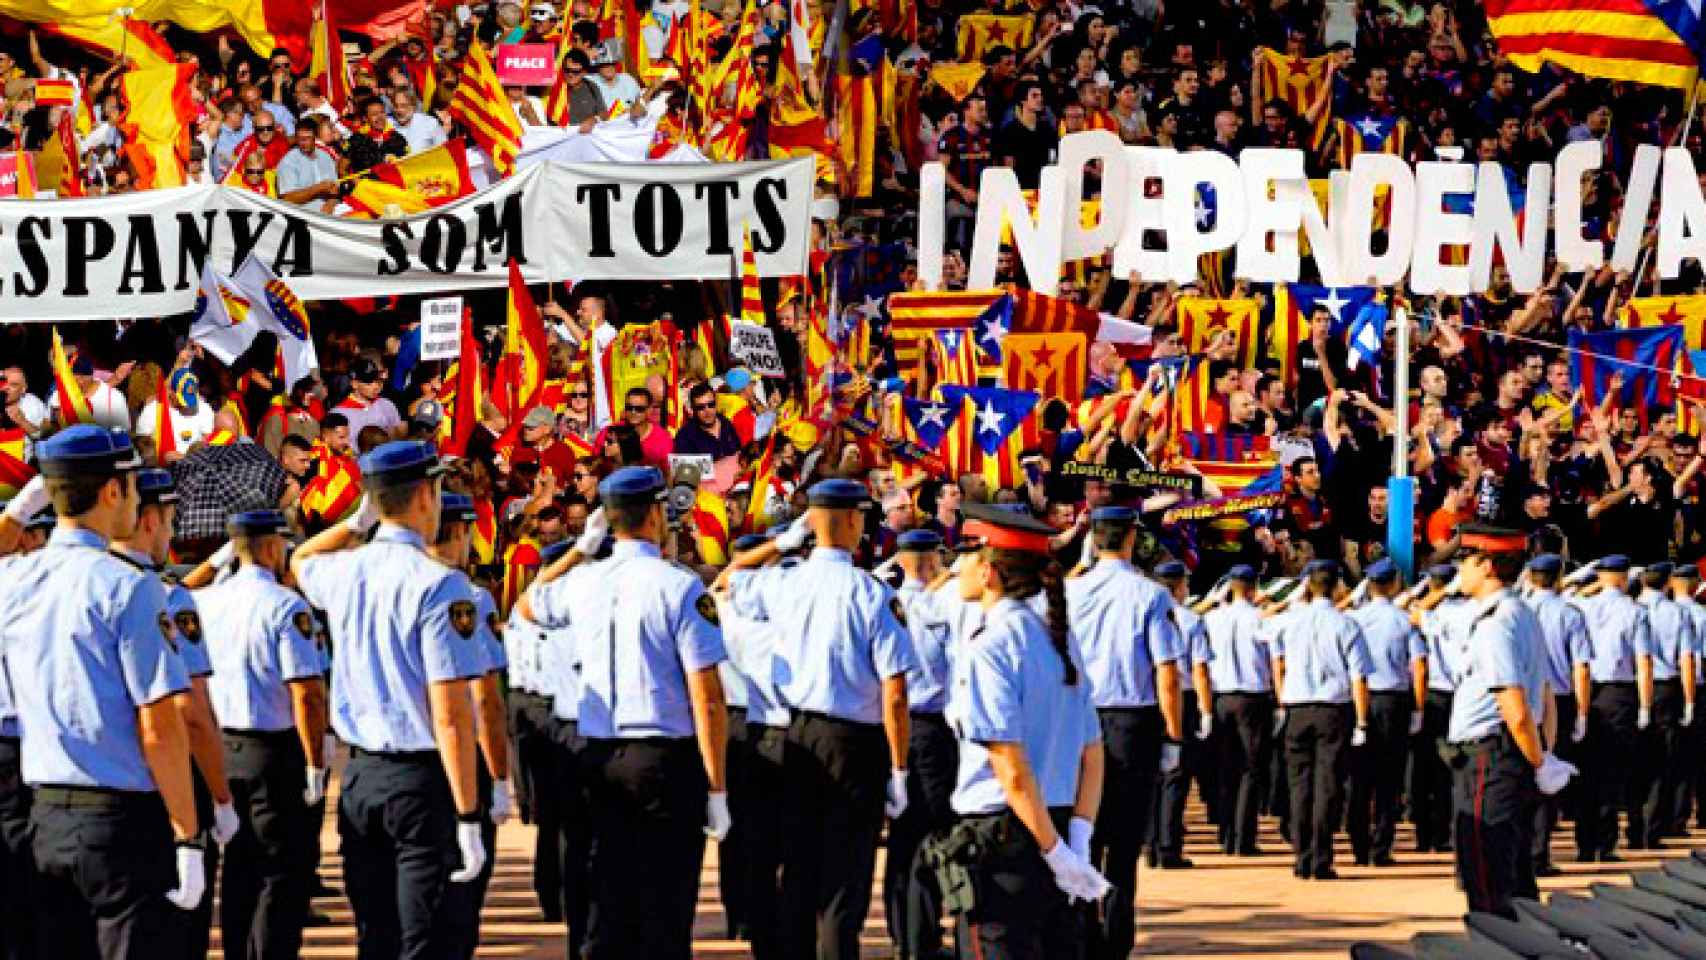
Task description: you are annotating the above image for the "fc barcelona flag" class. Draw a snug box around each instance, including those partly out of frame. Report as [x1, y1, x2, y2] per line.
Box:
[1569, 325, 1688, 428]
[1176, 297, 1260, 369]
[1002, 333, 1087, 404]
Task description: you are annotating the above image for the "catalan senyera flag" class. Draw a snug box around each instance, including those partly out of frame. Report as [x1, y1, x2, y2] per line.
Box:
[937, 385, 1040, 491]
[300, 442, 362, 527]
[834, 71, 877, 198]
[887, 290, 1000, 376]
[0, 428, 33, 501]
[1255, 48, 1328, 120]
[542, 25, 577, 124]
[1008, 287, 1102, 338]
[501, 537, 541, 614]
[1270, 284, 1377, 387]
[51, 328, 93, 426]
[45, 18, 175, 71]
[343, 139, 475, 217]
[1171, 355, 1219, 438]
[1487, 0, 1706, 89]
[740, 223, 765, 325]
[955, 14, 1033, 60]
[1621, 294, 1706, 350]
[471, 496, 497, 564]
[117, 63, 197, 189]
[595, 0, 645, 78]
[449, 41, 524, 175]
[692, 486, 730, 565]
[1176, 297, 1261, 369]
[1002, 332, 1087, 404]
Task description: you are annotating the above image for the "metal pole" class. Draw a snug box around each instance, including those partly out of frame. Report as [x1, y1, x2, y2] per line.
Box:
[1387, 304, 1415, 582]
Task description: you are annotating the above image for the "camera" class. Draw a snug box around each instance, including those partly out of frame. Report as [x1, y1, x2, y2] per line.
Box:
[665, 461, 702, 528]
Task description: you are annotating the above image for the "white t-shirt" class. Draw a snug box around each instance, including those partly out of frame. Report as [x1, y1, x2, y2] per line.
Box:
[135, 399, 216, 449]
[47, 380, 131, 432]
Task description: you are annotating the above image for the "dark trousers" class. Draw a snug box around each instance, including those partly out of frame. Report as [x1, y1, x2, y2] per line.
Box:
[1087, 706, 1160, 960]
[188, 769, 219, 960]
[1348, 692, 1411, 863]
[1585, 682, 1638, 858]
[30, 788, 184, 960]
[1632, 679, 1685, 849]
[956, 808, 1086, 960]
[743, 724, 788, 960]
[442, 762, 496, 960]
[780, 712, 887, 960]
[1452, 730, 1538, 921]
[1214, 693, 1274, 855]
[511, 693, 559, 920]
[721, 707, 751, 938]
[221, 730, 312, 960]
[1412, 690, 1455, 852]
[544, 717, 589, 959]
[580, 737, 707, 960]
[1534, 693, 1580, 867]
[337, 750, 459, 960]
[1151, 693, 1210, 860]
[1284, 703, 1349, 877]
[884, 712, 958, 960]
[0, 737, 34, 960]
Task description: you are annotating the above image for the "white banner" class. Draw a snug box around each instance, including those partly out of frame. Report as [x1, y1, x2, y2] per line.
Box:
[0, 158, 815, 321]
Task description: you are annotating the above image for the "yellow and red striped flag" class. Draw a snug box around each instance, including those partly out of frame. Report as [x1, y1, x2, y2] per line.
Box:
[471, 497, 497, 564]
[1001, 332, 1087, 403]
[33, 78, 75, 106]
[1488, 0, 1705, 88]
[954, 14, 1033, 60]
[153, 373, 177, 462]
[692, 486, 730, 565]
[0, 428, 33, 501]
[1255, 48, 1327, 121]
[51, 328, 93, 425]
[301, 450, 362, 528]
[445, 309, 485, 458]
[1621, 294, 1706, 349]
[739, 222, 765, 326]
[449, 41, 524, 175]
[1176, 297, 1262, 369]
[492, 259, 548, 449]
[44, 19, 174, 72]
[834, 72, 877, 198]
[117, 63, 197, 189]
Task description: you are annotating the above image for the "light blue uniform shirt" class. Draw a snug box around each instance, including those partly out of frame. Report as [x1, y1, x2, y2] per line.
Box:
[1423, 597, 1473, 693]
[1172, 605, 1211, 670]
[196, 565, 321, 732]
[717, 594, 791, 729]
[531, 613, 579, 723]
[1203, 599, 1272, 693]
[295, 524, 490, 752]
[1448, 591, 1546, 743]
[1348, 598, 1425, 693]
[504, 606, 540, 694]
[1272, 597, 1374, 705]
[1524, 590, 1590, 696]
[948, 597, 1101, 815]
[0, 527, 189, 790]
[1638, 590, 1696, 682]
[473, 586, 507, 677]
[1065, 559, 1182, 708]
[0, 648, 14, 737]
[899, 581, 954, 714]
[1682, 599, 1706, 685]
[112, 547, 213, 679]
[529, 539, 726, 739]
[1574, 590, 1651, 683]
[727, 547, 914, 725]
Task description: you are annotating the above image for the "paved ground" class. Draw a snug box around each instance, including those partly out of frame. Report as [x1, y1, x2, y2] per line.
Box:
[256, 801, 1706, 959]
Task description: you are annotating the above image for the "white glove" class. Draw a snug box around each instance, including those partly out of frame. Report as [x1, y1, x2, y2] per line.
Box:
[1535, 752, 1579, 796]
[1444, 574, 1463, 595]
[884, 768, 909, 819]
[1571, 714, 1588, 743]
[490, 779, 514, 825]
[1, 475, 48, 524]
[574, 506, 609, 556]
[1042, 839, 1096, 902]
[1638, 706, 1652, 730]
[210, 801, 240, 847]
[1071, 857, 1112, 902]
[1687, 703, 1697, 728]
[1351, 726, 1368, 748]
[303, 766, 329, 806]
[1159, 742, 1182, 775]
[207, 540, 236, 571]
[1196, 712, 1214, 741]
[1408, 711, 1424, 736]
[164, 845, 206, 911]
[344, 493, 381, 534]
[1068, 816, 1094, 861]
[1272, 708, 1287, 735]
[773, 514, 812, 553]
[449, 820, 486, 883]
[705, 791, 732, 841]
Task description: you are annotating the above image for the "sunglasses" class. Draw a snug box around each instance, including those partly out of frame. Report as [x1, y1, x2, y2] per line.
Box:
[693, 402, 716, 412]
[567, 391, 589, 399]
[625, 404, 650, 413]
[573, 471, 590, 481]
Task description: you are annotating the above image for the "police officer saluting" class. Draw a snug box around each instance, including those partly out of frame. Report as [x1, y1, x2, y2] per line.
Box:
[1202, 564, 1274, 856]
[522, 466, 729, 960]
[718, 478, 915, 960]
[1630, 561, 1696, 850]
[1572, 554, 1651, 861]
[289, 440, 491, 960]
[0, 428, 206, 959]
[1521, 553, 1590, 875]
[190, 509, 327, 960]
[1345, 558, 1425, 867]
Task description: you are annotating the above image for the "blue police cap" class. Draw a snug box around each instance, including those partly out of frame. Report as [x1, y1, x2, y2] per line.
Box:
[897, 529, 943, 552]
[1364, 558, 1398, 584]
[1600, 555, 1631, 572]
[598, 465, 665, 505]
[227, 509, 289, 536]
[1304, 559, 1340, 578]
[359, 440, 446, 490]
[731, 533, 767, 553]
[36, 425, 142, 478]
[541, 539, 573, 563]
[807, 478, 872, 509]
[1527, 554, 1563, 575]
[1090, 505, 1139, 524]
[1647, 561, 1675, 579]
[1427, 563, 1457, 581]
[1154, 560, 1188, 581]
[1226, 564, 1257, 583]
[134, 468, 178, 506]
[1676, 563, 1702, 581]
[440, 492, 479, 524]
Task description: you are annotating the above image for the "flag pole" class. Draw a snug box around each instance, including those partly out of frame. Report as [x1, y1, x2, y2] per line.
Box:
[1386, 304, 1414, 582]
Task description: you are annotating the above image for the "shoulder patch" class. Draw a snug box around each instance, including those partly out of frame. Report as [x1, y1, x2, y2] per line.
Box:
[158, 612, 179, 652]
[890, 595, 908, 627]
[292, 610, 315, 640]
[450, 600, 478, 639]
[696, 592, 720, 626]
[174, 611, 203, 646]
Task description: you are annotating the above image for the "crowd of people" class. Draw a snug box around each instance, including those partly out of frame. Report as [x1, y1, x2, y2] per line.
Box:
[4, 0, 1706, 959]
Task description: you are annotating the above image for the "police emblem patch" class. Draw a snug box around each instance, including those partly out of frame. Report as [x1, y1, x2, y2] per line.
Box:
[450, 601, 478, 638]
[174, 611, 203, 645]
[293, 611, 315, 640]
[889, 596, 907, 627]
[696, 593, 720, 626]
[158, 612, 179, 652]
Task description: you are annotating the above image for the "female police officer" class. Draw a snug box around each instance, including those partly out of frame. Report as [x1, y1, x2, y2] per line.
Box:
[945, 503, 1108, 958]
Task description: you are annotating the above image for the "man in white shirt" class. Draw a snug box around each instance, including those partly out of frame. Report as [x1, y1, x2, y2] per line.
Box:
[295, 79, 349, 139]
[276, 125, 340, 209]
[391, 90, 446, 154]
[588, 49, 641, 113]
[46, 359, 131, 432]
[135, 368, 215, 460]
[1, 365, 47, 436]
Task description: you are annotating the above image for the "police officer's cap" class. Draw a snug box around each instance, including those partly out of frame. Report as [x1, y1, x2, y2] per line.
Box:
[440, 492, 479, 524]
[1600, 554, 1632, 572]
[897, 529, 943, 552]
[806, 478, 872, 510]
[1090, 505, 1139, 524]
[1364, 558, 1398, 584]
[360, 440, 447, 490]
[1226, 564, 1257, 583]
[1676, 563, 1701, 581]
[541, 539, 573, 563]
[1304, 558, 1339, 578]
[1647, 561, 1675, 580]
[1154, 560, 1188, 581]
[1457, 523, 1527, 556]
[1527, 553, 1563, 575]
[959, 502, 1055, 555]
[227, 509, 289, 537]
[134, 468, 178, 506]
[731, 533, 767, 553]
[1427, 563, 1457, 581]
[598, 465, 666, 506]
[36, 425, 142, 478]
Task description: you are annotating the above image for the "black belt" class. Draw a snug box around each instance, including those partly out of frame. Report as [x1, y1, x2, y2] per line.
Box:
[33, 785, 156, 808]
[795, 709, 880, 728]
[221, 727, 298, 742]
[1597, 681, 1636, 688]
[349, 745, 439, 763]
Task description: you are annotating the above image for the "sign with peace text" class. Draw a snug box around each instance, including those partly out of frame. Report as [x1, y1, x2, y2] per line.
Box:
[495, 43, 557, 87]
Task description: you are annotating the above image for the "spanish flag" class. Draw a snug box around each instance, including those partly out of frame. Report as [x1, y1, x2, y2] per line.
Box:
[51, 328, 94, 426]
[153, 373, 177, 462]
[117, 63, 197, 189]
[445, 310, 485, 458]
[44, 18, 174, 71]
[492, 259, 548, 439]
[343, 140, 475, 217]
[32, 77, 76, 106]
[1176, 297, 1262, 369]
[448, 41, 524, 175]
[1488, 0, 1706, 89]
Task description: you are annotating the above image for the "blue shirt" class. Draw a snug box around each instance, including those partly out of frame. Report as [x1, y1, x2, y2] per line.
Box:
[0, 527, 188, 790]
[1348, 598, 1424, 693]
[296, 524, 490, 752]
[1682, 599, 1706, 685]
[728, 547, 914, 724]
[1202, 599, 1272, 693]
[1638, 590, 1696, 682]
[529, 539, 726, 739]
[1423, 597, 1474, 693]
[1525, 590, 1590, 696]
[1574, 590, 1651, 683]
[504, 606, 541, 694]
[1065, 559, 1182, 708]
[948, 598, 1101, 815]
[472, 584, 507, 676]
[717, 594, 790, 728]
[899, 581, 954, 714]
[539, 620, 580, 722]
[196, 565, 321, 732]
[1448, 591, 1546, 743]
[111, 546, 212, 679]
[1171, 604, 1211, 671]
[1272, 598, 1374, 705]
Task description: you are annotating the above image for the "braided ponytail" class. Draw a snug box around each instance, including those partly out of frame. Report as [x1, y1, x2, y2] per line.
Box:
[985, 548, 1079, 687]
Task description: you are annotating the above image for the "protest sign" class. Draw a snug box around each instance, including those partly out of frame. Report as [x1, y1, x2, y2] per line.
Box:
[419, 297, 464, 361]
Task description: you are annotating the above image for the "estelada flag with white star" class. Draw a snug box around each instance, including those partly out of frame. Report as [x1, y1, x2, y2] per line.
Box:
[937, 385, 1040, 489]
[1176, 297, 1260, 369]
[1334, 114, 1408, 169]
[1269, 284, 1377, 387]
[903, 395, 962, 449]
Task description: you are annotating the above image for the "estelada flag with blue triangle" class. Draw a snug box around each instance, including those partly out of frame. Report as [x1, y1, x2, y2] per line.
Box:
[903, 395, 962, 449]
[937, 385, 1040, 490]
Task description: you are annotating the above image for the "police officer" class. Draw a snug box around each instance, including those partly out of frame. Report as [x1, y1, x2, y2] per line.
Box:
[1063, 504, 1182, 960]
[501, 563, 564, 925]
[718, 478, 914, 960]
[0, 495, 53, 960]
[1203, 564, 1273, 856]
[1272, 559, 1373, 880]
[884, 528, 958, 960]
[0, 428, 205, 960]
[1631, 562, 1696, 850]
[718, 534, 755, 943]
[1521, 553, 1590, 875]
[1571, 554, 1651, 861]
[1151, 559, 1212, 870]
[192, 509, 327, 960]
[523, 467, 729, 960]
[1670, 565, 1706, 832]
[1345, 558, 1425, 867]
[945, 504, 1108, 958]
[1445, 526, 1572, 919]
[1410, 563, 1467, 853]
[289, 440, 491, 960]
